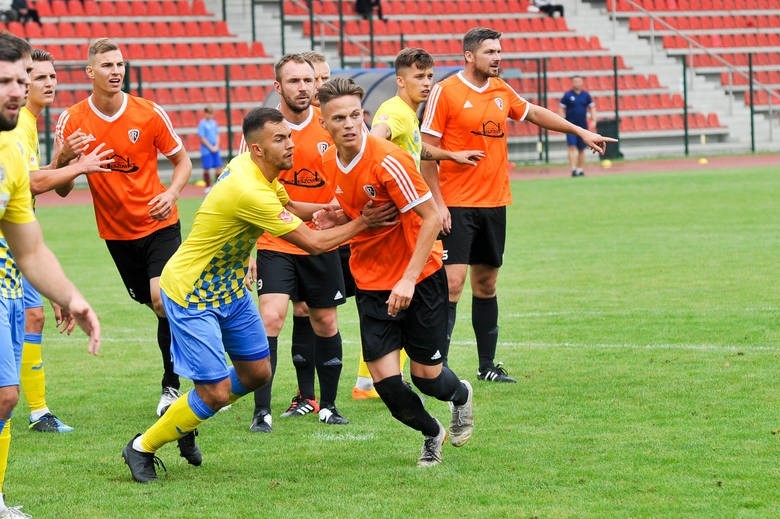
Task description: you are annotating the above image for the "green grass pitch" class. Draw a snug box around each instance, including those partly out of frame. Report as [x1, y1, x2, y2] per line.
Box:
[7, 165, 779, 518]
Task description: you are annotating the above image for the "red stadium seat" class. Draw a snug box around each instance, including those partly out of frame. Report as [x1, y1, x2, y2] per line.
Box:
[192, 0, 209, 15]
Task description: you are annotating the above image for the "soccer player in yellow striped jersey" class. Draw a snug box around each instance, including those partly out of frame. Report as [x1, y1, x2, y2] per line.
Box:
[0, 35, 100, 517]
[121, 107, 396, 483]
[351, 48, 485, 398]
[10, 48, 113, 435]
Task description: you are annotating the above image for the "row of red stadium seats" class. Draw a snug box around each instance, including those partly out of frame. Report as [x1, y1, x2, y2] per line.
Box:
[31, 0, 209, 18]
[662, 32, 780, 49]
[365, 35, 601, 57]
[742, 89, 780, 106]
[304, 15, 568, 38]
[142, 85, 270, 105]
[137, 63, 275, 84]
[629, 14, 780, 31]
[508, 74, 662, 94]
[692, 53, 780, 68]
[505, 112, 722, 136]
[42, 83, 269, 111]
[39, 41, 266, 63]
[10, 19, 233, 40]
[608, 0, 774, 11]
[284, 0, 529, 16]
[721, 70, 780, 87]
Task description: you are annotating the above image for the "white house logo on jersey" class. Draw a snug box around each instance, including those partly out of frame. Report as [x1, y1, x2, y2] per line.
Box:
[128, 129, 140, 143]
[363, 185, 376, 198]
[494, 98, 504, 110]
[278, 210, 294, 223]
[317, 141, 329, 155]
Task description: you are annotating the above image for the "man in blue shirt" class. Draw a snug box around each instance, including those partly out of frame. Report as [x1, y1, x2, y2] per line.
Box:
[559, 76, 596, 177]
[197, 105, 222, 190]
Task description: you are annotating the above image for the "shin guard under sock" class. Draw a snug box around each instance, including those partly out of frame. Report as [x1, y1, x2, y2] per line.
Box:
[374, 375, 439, 437]
[472, 296, 499, 371]
[157, 317, 180, 389]
[314, 332, 342, 409]
[253, 336, 277, 413]
[411, 366, 468, 406]
[292, 316, 316, 399]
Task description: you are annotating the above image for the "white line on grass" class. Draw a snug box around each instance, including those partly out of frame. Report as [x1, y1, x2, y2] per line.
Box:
[449, 340, 779, 352]
[60, 336, 779, 352]
[311, 432, 376, 442]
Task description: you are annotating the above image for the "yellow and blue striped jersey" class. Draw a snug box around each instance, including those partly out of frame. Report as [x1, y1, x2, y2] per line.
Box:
[160, 152, 303, 309]
[0, 131, 37, 299]
[373, 95, 422, 169]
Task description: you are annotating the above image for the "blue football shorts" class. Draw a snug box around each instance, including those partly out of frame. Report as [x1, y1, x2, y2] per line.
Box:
[0, 297, 25, 386]
[22, 276, 43, 309]
[201, 149, 223, 170]
[161, 289, 269, 383]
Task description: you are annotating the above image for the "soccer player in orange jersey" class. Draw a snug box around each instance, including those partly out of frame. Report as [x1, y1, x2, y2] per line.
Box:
[301, 51, 330, 108]
[421, 28, 616, 382]
[55, 39, 192, 419]
[316, 78, 474, 467]
[246, 54, 348, 432]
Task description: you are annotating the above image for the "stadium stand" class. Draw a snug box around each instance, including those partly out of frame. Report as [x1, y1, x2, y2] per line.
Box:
[1, 0, 275, 155]
[285, 0, 726, 145]
[3, 0, 775, 159]
[613, 0, 780, 113]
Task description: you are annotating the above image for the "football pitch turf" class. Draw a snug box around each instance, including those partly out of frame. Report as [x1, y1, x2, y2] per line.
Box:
[9, 164, 779, 517]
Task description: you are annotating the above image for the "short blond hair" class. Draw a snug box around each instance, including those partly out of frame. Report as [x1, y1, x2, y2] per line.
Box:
[88, 38, 120, 62]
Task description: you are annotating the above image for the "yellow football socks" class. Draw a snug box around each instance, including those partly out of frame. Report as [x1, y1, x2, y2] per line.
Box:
[139, 391, 207, 453]
[21, 339, 47, 415]
[0, 420, 10, 494]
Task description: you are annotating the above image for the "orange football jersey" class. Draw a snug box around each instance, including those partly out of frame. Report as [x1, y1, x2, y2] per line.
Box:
[55, 93, 183, 240]
[421, 72, 529, 208]
[322, 134, 442, 291]
[256, 106, 335, 255]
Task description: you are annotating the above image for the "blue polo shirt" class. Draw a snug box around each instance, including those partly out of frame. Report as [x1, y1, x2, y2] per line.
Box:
[197, 117, 219, 154]
[560, 89, 593, 128]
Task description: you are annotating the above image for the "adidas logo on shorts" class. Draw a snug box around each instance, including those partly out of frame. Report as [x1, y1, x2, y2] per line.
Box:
[431, 350, 442, 361]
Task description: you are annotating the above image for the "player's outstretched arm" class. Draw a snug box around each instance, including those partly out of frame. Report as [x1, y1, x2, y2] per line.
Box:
[420, 133, 451, 234]
[525, 104, 617, 155]
[30, 142, 114, 197]
[386, 198, 441, 317]
[0, 219, 100, 355]
[148, 148, 192, 221]
[281, 200, 397, 255]
[421, 142, 485, 166]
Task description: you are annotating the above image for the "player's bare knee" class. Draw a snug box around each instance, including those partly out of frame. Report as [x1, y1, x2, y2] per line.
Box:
[242, 360, 272, 389]
[0, 387, 20, 417]
[195, 382, 231, 410]
[309, 309, 338, 337]
[24, 307, 45, 333]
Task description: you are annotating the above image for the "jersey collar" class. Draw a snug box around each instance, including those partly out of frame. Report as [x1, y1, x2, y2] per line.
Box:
[457, 71, 491, 94]
[336, 131, 367, 173]
[87, 92, 128, 122]
[284, 106, 314, 132]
